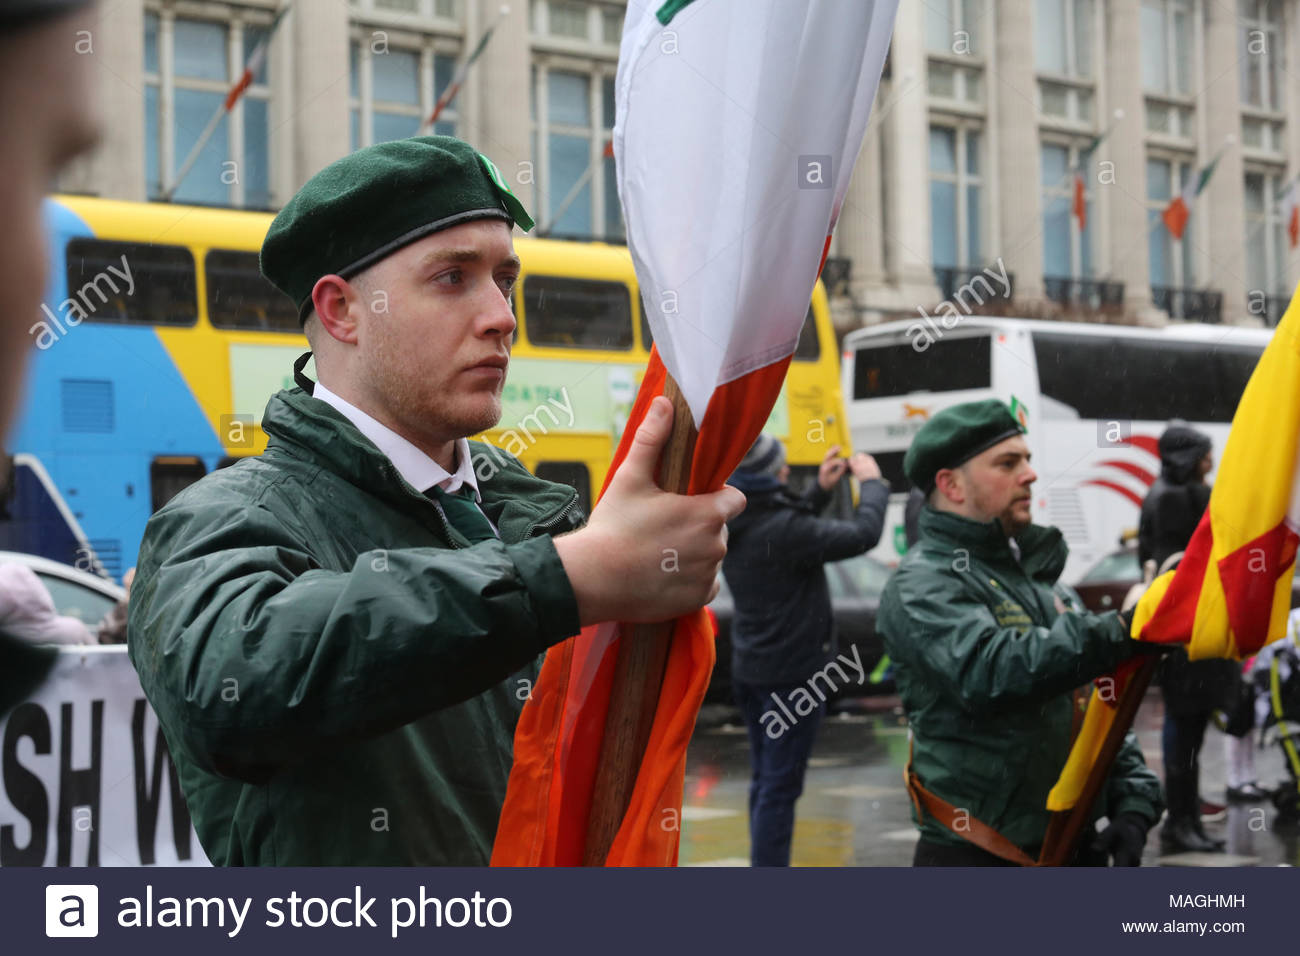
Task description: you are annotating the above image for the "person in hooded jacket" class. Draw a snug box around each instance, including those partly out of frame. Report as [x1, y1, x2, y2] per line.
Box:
[722, 436, 889, 866]
[1138, 421, 1236, 854]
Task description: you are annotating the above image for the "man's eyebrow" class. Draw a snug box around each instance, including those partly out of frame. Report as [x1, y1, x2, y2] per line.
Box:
[417, 249, 521, 271]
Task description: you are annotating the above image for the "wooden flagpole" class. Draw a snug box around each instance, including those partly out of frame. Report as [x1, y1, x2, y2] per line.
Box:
[582, 374, 698, 866]
[1038, 656, 1159, 866]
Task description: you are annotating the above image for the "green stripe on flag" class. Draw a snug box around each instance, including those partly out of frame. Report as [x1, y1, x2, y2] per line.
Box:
[1195, 156, 1220, 196]
[657, 0, 697, 26]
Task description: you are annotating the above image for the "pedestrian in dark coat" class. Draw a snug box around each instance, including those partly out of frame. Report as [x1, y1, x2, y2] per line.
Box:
[1138, 421, 1235, 854]
[722, 436, 889, 865]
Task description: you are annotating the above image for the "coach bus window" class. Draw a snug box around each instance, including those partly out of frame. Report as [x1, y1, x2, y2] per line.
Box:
[794, 307, 821, 361]
[1032, 333, 1261, 423]
[150, 456, 206, 513]
[523, 276, 633, 350]
[534, 462, 591, 516]
[852, 334, 991, 400]
[66, 239, 197, 327]
[206, 250, 300, 332]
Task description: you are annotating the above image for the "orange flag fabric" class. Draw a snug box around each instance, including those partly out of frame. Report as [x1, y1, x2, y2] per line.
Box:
[1049, 285, 1300, 811]
[491, 349, 790, 865]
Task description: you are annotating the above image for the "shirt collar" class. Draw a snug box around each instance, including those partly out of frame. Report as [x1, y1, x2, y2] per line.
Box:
[313, 382, 480, 500]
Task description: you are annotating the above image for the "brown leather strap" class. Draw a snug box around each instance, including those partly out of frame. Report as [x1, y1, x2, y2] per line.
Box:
[904, 736, 1040, 867]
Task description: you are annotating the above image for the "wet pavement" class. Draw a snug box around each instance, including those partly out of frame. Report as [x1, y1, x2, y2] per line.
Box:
[679, 692, 1300, 867]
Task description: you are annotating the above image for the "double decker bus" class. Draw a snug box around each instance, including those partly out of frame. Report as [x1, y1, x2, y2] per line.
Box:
[4, 196, 849, 581]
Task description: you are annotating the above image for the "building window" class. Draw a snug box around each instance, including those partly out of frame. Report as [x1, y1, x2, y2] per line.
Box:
[1141, 0, 1195, 140]
[1141, 0, 1193, 95]
[144, 7, 273, 208]
[350, 0, 460, 20]
[532, 0, 623, 48]
[926, 0, 986, 106]
[1244, 171, 1290, 298]
[1239, 0, 1284, 112]
[1035, 0, 1095, 125]
[349, 33, 460, 149]
[1041, 143, 1092, 279]
[531, 63, 621, 239]
[929, 125, 983, 270]
[1146, 156, 1196, 289]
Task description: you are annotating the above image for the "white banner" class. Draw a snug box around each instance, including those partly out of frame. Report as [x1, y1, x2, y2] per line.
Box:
[0, 646, 209, 867]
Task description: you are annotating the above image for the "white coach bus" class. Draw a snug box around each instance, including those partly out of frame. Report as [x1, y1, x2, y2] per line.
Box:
[841, 317, 1272, 583]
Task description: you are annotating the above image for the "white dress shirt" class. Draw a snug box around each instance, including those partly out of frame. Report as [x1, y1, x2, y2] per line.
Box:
[313, 382, 497, 535]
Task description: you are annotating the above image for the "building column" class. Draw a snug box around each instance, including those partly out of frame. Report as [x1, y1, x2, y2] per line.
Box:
[1104, 0, 1157, 320]
[1203, 0, 1248, 325]
[1285, 1, 1300, 293]
[287, 4, 350, 192]
[881, 1, 940, 308]
[61, 0, 146, 200]
[475, 3, 534, 213]
[991, 0, 1044, 303]
[830, 126, 887, 332]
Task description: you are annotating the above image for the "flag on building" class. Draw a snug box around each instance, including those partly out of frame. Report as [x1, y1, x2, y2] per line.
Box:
[163, 4, 289, 200]
[1072, 171, 1087, 232]
[1162, 155, 1222, 241]
[1282, 179, 1300, 250]
[492, 0, 899, 866]
[1049, 296, 1300, 812]
[419, 5, 508, 132]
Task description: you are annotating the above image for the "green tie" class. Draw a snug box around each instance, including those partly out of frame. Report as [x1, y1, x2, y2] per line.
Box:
[431, 486, 497, 544]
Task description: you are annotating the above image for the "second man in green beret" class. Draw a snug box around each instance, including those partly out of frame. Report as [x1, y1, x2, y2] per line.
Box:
[878, 398, 1165, 866]
[128, 136, 745, 866]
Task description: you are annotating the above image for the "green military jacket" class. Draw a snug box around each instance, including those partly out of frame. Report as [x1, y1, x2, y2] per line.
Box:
[128, 388, 583, 865]
[878, 507, 1163, 854]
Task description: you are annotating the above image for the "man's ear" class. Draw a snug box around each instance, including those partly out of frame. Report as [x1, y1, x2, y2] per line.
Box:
[933, 468, 964, 506]
[311, 274, 362, 345]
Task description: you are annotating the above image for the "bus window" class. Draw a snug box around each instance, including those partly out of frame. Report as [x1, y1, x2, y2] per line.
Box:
[534, 461, 591, 516]
[66, 238, 197, 326]
[1032, 333, 1261, 423]
[794, 307, 821, 361]
[639, 303, 653, 351]
[150, 456, 206, 513]
[523, 276, 633, 350]
[852, 334, 991, 400]
[207, 250, 300, 332]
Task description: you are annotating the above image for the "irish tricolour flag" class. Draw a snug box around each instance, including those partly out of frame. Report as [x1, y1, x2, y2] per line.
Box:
[492, 0, 899, 866]
[1161, 154, 1221, 241]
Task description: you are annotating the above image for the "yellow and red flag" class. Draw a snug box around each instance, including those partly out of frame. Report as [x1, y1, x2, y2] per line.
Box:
[1049, 288, 1300, 811]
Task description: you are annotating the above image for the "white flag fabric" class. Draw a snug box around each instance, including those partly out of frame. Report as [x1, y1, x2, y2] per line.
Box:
[614, 0, 898, 425]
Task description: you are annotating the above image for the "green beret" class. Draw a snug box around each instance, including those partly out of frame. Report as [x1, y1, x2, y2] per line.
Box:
[904, 399, 1026, 492]
[261, 136, 534, 321]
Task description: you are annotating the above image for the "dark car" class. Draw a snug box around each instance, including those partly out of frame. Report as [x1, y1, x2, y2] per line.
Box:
[1072, 545, 1300, 615]
[706, 552, 894, 704]
[1072, 547, 1142, 613]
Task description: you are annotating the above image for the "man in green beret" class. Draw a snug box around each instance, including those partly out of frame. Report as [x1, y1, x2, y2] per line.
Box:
[128, 136, 745, 865]
[0, 0, 101, 717]
[877, 398, 1165, 866]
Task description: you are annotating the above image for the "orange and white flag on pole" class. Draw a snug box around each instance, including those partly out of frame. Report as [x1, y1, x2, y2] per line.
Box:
[492, 0, 898, 865]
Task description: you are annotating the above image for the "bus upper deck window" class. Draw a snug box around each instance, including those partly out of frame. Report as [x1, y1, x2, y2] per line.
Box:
[65, 238, 197, 326]
[522, 276, 633, 351]
[207, 250, 300, 332]
[533, 461, 591, 517]
[852, 335, 991, 400]
[794, 306, 821, 361]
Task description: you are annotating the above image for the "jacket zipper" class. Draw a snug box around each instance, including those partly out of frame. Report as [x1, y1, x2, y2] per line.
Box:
[523, 492, 580, 540]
